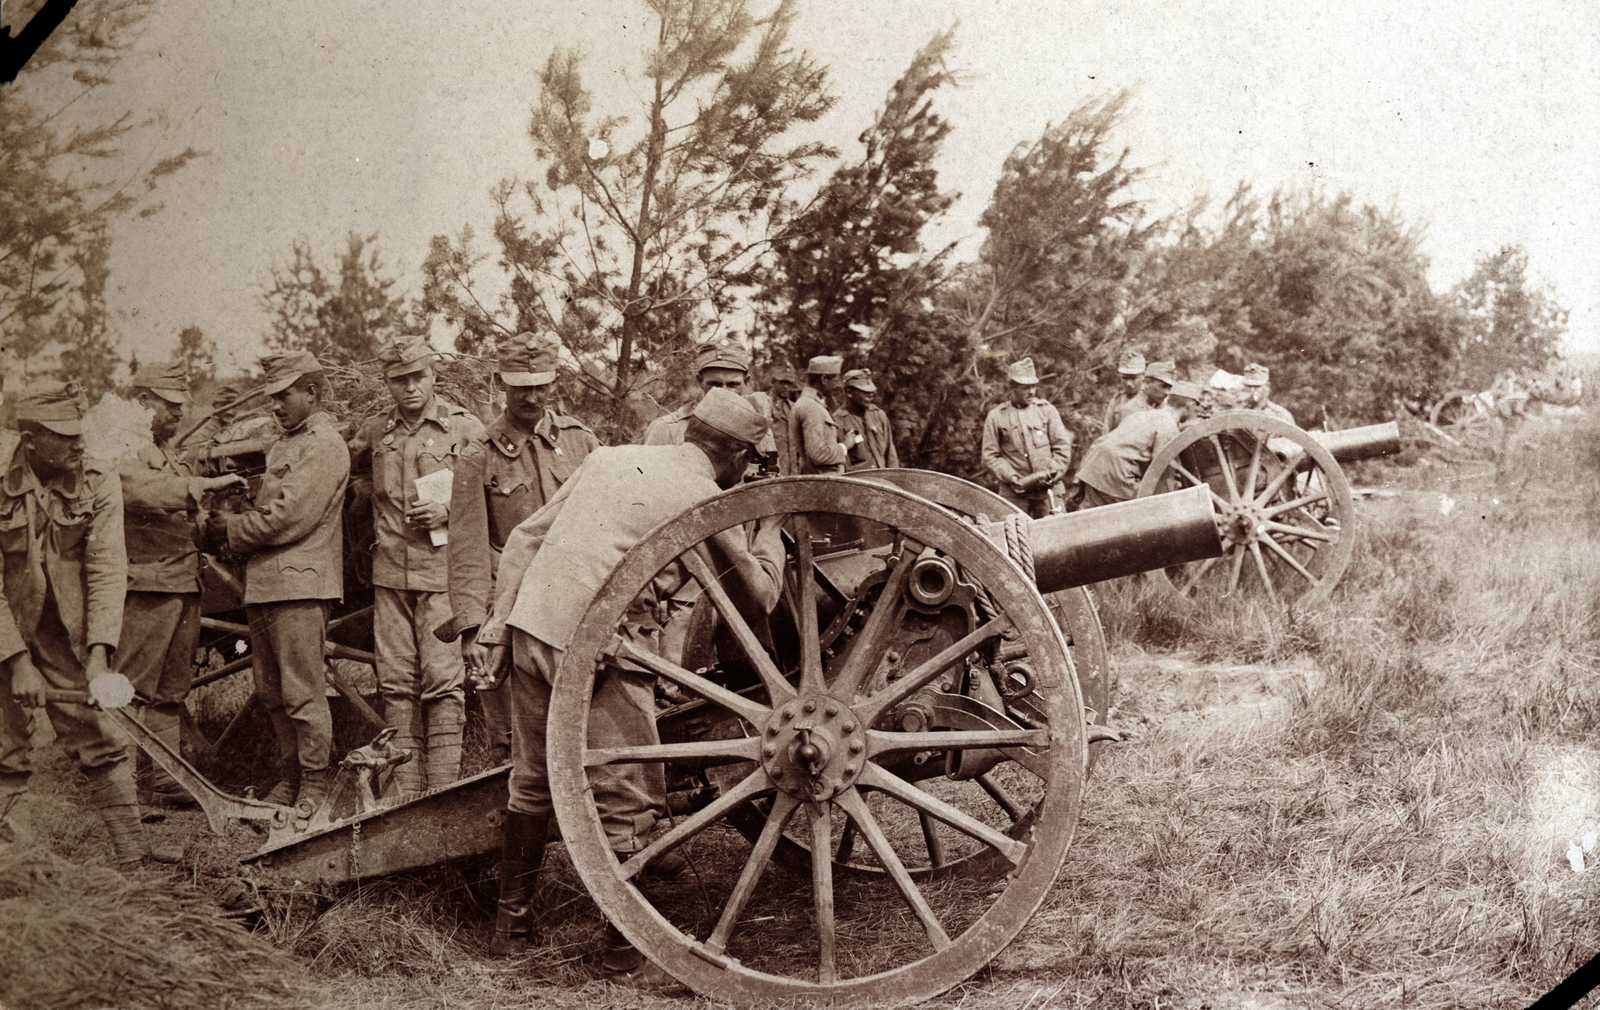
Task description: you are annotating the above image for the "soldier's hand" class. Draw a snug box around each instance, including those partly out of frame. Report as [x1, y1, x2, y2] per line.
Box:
[1008, 474, 1027, 494]
[85, 645, 111, 685]
[200, 474, 248, 493]
[472, 645, 509, 692]
[406, 499, 449, 531]
[461, 631, 490, 679]
[204, 513, 231, 551]
[9, 655, 46, 709]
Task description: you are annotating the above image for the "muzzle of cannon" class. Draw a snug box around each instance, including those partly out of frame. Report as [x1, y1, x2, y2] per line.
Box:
[1306, 420, 1401, 462]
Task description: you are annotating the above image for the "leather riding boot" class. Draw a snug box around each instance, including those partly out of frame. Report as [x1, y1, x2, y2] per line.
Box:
[293, 766, 334, 815]
[490, 810, 550, 956]
[85, 761, 148, 867]
[383, 696, 425, 799]
[423, 696, 465, 790]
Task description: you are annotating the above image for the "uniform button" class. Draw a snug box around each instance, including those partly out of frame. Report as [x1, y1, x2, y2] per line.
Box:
[425, 438, 435, 447]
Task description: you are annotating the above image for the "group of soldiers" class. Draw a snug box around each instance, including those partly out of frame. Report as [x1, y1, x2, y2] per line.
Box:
[0, 327, 1290, 984]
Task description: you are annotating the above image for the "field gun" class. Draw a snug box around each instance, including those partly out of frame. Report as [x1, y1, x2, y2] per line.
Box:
[1135, 410, 1400, 606]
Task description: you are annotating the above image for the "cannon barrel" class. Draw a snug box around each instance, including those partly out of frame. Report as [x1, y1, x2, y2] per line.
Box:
[982, 484, 1223, 593]
[1306, 421, 1400, 462]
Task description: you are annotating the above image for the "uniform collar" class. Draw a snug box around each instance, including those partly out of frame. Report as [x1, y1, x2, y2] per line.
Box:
[801, 386, 827, 405]
[383, 396, 454, 435]
[284, 409, 334, 437]
[3, 446, 79, 499]
[487, 408, 559, 456]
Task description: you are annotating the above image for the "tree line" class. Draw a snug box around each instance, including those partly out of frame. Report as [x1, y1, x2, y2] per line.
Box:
[5, 0, 1568, 478]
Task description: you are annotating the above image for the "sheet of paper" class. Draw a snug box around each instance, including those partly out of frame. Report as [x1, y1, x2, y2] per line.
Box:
[413, 468, 454, 547]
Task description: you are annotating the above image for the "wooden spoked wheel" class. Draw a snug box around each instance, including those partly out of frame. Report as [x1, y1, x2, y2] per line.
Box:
[546, 477, 1085, 1005]
[1135, 410, 1355, 607]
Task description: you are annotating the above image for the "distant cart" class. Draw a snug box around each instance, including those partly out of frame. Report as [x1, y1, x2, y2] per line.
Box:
[1134, 409, 1399, 607]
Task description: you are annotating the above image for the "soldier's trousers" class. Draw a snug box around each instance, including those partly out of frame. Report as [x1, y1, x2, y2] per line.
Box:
[247, 600, 333, 773]
[373, 586, 466, 704]
[506, 629, 665, 852]
[0, 594, 128, 789]
[1078, 483, 1127, 510]
[998, 484, 1055, 519]
[117, 592, 200, 705]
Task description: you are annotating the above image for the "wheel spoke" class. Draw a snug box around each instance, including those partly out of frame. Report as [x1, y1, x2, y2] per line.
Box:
[618, 767, 773, 882]
[810, 801, 837, 983]
[976, 772, 1023, 822]
[1264, 489, 1329, 518]
[919, 811, 946, 868]
[585, 736, 761, 767]
[866, 727, 1049, 758]
[857, 762, 1028, 865]
[1249, 540, 1280, 607]
[1260, 533, 1324, 589]
[1241, 429, 1266, 498]
[610, 638, 770, 726]
[1225, 544, 1247, 597]
[835, 814, 859, 864]
[835, 787, 952, 951]
[1209, 435, 1242, 502]
[1253, 457, 1304, 508]
[857, 620, 1010, 724]
[1263, 518, 1335, 543]
[829, 547, 916, 701]
[704, 791, 801, 954]
[1177, 555, 1220, 595]
[1167, 460, 1231, 511]
[793, 514, 826, 696]
[682, 547, 796, 705]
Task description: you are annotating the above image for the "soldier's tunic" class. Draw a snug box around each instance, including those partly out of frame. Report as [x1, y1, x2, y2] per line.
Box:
[115, 445, 209, 707]
[836, 404, 898, 470]
[770, 394, 797, 474]
[349, 398, 484, 710]
[439, 409, 596, 755]
[789, 387, 847, 474]
[225, 411, 349, 773]
[1257, 400, 1295, 425]
[0, 436, 128, 783]
[1103, 390, 1155, 436]
[478, 444, 783, 849]
[981, 398, 1073, 518]
[1075, 407, 1181, 504]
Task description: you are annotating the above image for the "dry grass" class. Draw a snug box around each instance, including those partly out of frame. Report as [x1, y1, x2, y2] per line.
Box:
[8, 411, 1599, 1008]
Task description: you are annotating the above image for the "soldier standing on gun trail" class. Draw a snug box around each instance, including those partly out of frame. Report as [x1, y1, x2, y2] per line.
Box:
[349, 336, 485, 798]
[1102, 350, 1149, 434]
[474, 388, 784, 982]
[116, 361, 247, 810]
[0, 383, 174, 867]
[205, 352, 349, 811]
[766, 362, 801, 474]
[981, 357, 1073, 518]
[790, 355, 849, 474]
[434, 333, 597, 766]
[1075, 379, 1202, 508]
[1241, 363, 1296, 424]
[643, 337, 779, 469]
[835, 368, 898, 470]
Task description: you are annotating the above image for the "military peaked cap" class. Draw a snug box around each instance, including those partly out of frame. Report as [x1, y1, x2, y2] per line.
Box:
[1168, 380, 1203, 401]
[1144, 360, 1178, 386]
[379, 334, 436, 378]
[14, 380, 87, 435]
[133, 360, 190, 403]
[842, 368, 877, 392]
[1117, 350, 1147, 376]
[1241, 363, 1270, 387]
[498, 332, 560, 387]
[1006, 357, 1040, 385]
[806, 355, 843, 376]
[695, 337, 751, 374]
[693, 387, 770, 446]
[260, 351, 326, 396]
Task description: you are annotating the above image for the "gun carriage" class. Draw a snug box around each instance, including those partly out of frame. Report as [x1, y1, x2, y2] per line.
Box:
[1133, 410, 1400, 606]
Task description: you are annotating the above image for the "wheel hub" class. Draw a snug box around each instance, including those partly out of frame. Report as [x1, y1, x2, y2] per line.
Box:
[762, 695, 866, 802]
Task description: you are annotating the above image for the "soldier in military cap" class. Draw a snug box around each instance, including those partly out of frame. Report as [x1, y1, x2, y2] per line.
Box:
[642, 337, 778, 468]
[1102, 350, 1149, 434]
[0, 382, 167, 866]
[981, 357, 1074, 518]
[790, 355, 849, 475]
[116, 361, 248, 808]
[766, 362, 801, 475]
[476, 387, 785, 978]
[835, 368, 898, 470]
[348, 337, 485, 797]
[1076, 379, 1202, 507]
[1241, 363, 1295, 424]
[204, 351, 350, 812]
[435, 332, 598, 767]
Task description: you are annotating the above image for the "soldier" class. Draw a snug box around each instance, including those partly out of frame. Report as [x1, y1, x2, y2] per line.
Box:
[117, 361, 248, 809]
[1102, 350, 1149, 434]
[1241, 363, 1295, 424]
[434, 333, 598, 766]
[0, 383, 167, 866]
[1075, 379, 1202, 508]
[835, 368, 898, 470]
[475, 388, 784, 978]
[642, 337, 778, 469]
[205, 352, 349, 811]
[766, 362, 801, 475]
[980, 357, 1073, 518]
[789, 355, 848, 475]
[348, 336, 486, 797]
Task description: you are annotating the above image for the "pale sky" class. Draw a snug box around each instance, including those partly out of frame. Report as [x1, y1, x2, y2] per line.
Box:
[32, 0, 1599, 373]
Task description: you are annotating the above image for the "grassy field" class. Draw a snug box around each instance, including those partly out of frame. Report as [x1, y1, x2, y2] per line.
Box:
[3, 410, 1598, 1009]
